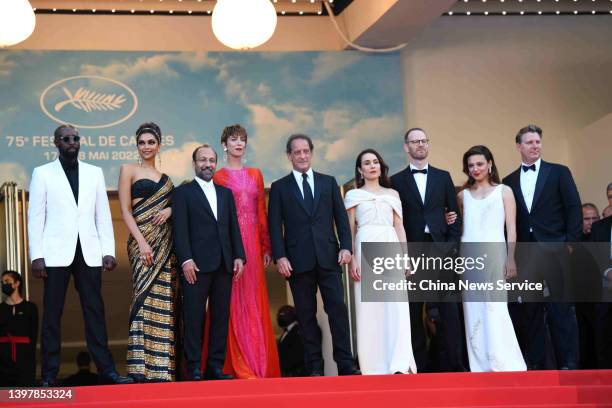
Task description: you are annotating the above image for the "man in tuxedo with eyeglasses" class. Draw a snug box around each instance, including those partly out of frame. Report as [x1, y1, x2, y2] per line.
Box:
[28, 124, 132, 385]
[390, 128, 465, 372]
[503, 124, 582, 370]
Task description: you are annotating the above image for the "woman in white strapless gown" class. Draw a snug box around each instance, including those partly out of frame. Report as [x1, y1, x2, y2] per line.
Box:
[456, 145, 526, 372]
[344, 149, 417, 375]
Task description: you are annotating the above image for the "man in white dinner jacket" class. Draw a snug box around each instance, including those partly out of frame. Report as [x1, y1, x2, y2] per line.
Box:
[28, 124, 132, 385]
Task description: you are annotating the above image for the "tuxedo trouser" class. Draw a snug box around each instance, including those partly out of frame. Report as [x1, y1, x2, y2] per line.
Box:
[511, 242, 578, 369]
[288, 265, 354, 372]
[408, 301, 428, 371]
[576, 302, 598, 369]
[420, 234, 465, 372]
[594, 302, 612, 368]
[42, 240, 114, 381]
[181, 264, 232, 372]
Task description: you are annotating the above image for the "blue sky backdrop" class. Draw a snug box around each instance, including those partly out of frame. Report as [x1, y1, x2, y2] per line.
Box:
[0, 50, 405, 189]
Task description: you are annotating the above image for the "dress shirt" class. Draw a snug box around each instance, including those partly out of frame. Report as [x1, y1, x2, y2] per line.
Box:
[604, 226, 612, 282]
[409, 163, 430, 233]
[519, 158, 541, 213]
[59, 157, 79, 203]
[195, 176, 217, 220]
[279, 321, 298, 343]
[292, 168, 314, 199]
[182, 177, 218, 268]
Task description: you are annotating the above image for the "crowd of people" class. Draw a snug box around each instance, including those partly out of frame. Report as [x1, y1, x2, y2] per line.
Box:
[0, 122, 610, 386]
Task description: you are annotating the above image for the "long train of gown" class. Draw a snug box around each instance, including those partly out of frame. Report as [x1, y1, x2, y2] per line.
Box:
[345, 189, 417, 375]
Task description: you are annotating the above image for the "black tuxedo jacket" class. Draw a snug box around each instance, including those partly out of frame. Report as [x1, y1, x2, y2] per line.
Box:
[172, 179, 246, 274]
[590, 216, 612, 279]
[502, 160, 582, 243]
[278, 324, 306, 376]
[268, 171, 351, 274]
[591, 217, 612, 243]
[390, 165, 461, 243]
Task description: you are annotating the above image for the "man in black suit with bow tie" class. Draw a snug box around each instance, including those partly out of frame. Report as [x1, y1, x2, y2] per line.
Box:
[503, 124, 582, 370]
[172, 144, 246, 380]
[268, 134, 359, 376]
[390, 128, 465, 372]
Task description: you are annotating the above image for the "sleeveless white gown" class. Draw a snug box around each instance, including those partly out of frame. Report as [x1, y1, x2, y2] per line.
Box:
[344, 189, 417, 374]
[461, 185, 526, 372]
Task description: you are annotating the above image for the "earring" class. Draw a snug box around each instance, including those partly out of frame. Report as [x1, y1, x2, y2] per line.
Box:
[137, 155, 142, 166]
[223, 149, 228, 162]
[488, 167, 491, 174]
[158, 151, 162, 169]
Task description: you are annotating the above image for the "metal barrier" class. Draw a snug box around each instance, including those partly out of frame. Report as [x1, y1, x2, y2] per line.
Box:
[0, 182, 29, 299]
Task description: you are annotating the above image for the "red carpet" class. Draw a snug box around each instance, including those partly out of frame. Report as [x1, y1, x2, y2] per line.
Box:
[4, 370, 612, 408]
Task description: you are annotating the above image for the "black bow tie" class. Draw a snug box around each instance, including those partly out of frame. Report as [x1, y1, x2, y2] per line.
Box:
[411, 168, 427, 175]
[522, 164, 536, 172]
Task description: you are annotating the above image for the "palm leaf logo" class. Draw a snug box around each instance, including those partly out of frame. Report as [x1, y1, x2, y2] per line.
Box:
[54, 87, 126, 113]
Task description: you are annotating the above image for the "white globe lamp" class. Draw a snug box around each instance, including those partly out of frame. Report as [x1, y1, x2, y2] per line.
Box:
[0, 0, 36, 47]
[212, 0, 277, 50]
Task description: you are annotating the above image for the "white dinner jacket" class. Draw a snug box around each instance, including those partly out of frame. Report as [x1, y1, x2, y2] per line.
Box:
[27, 159, 115, 267]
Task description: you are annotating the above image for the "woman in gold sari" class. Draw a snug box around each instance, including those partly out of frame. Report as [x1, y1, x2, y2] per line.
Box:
[118, 122, 177, 382]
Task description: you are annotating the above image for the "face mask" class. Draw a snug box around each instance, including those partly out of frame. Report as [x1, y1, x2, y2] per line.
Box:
[2, 283, 15, 296]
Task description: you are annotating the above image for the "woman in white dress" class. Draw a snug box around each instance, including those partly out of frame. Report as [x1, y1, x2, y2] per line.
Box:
[456, 145, 526, 372]
[345, 149, 417, 375]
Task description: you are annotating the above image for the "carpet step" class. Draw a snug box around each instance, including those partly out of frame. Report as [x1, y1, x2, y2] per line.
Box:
[9, 370, 612, 408]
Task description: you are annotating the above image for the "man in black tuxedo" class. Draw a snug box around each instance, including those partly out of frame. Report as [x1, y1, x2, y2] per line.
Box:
[589, 216, 612, 368]
[572, 204, 603, 368]
[390, 127, 465, 372]
[268, 134, 359, 376]
[172, 144, 245, 380]
[502, 124, 582, 370]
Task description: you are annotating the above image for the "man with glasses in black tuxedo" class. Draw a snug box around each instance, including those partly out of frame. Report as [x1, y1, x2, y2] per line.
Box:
[28, 124, 132, 385]
[390, 128, 465, 372]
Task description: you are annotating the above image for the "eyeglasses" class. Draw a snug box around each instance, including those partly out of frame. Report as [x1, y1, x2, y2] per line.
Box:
[407, 139, 429, 145]
[57, 135, 81, 143]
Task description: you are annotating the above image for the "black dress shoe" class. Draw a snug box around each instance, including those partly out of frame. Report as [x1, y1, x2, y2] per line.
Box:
[187, 373, 202, 381]
[204, 367, 233, 380]
[41, 378, 57, 387]
[338, 367, 361, 376]
[101, 372, 135, 384]
[309, 369, 324, 377]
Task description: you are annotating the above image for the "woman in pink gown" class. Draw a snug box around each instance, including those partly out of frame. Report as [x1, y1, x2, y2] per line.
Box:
[203, 124, 280, 378]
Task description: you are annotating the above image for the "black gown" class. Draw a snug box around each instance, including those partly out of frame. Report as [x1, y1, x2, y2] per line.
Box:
[0, 301, 38, 386]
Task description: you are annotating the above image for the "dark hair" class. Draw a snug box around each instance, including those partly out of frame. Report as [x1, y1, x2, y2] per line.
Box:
[192, 143, 217, 161]
[607, 182, 612, 192]
[221, 124, 248, 145]
[136, 122, 162, 144]
[404, 127, 426, 143]
[2, 270, 22, 296]
[462, 145, 501, 188]
[277, 305, 297, 327]
[286, 134, 314, 154]
[76, 351, 91, 367]
[54, 124, 77, 139]
[582, 203, 599, 213]
[354, 149, 391, 188]
[515, 124, 542, 144]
